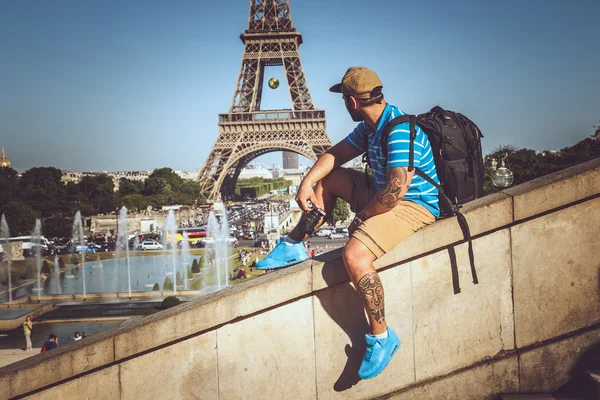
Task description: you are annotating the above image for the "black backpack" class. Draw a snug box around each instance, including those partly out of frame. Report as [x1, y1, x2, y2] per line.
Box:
[365, 106, 485, 288]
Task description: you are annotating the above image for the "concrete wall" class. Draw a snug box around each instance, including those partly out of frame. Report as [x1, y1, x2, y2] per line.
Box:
[1, 158, 599, 400]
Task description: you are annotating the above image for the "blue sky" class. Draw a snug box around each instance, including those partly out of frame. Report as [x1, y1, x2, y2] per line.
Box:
[1, 0, 599, 172]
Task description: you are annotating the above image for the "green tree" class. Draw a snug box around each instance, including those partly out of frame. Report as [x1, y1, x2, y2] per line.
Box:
[121, 194, 149, 212]
[163, 276, 174, 291]
[199, 255, 207, 269]
[332, 198, 350, 225]
[174, 180, 199, 205]
[0, 202, 38, 236]
[19, 167, 68, 216]
[118, 178, 144, 196]
[148, 168, 184, 190]
[186, 265, 193, 279]
[78, 175, 118, 215]
[43, 216, 73, 238]
[0, 167, 20, 206]
[191, 258, 200, 273]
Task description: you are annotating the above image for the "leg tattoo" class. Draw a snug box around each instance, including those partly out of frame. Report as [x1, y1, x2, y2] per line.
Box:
[357, 272, 385, 325]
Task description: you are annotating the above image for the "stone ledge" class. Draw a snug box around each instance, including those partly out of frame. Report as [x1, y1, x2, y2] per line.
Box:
[503, 157, 600, 221]
[113, 261, 312, 360]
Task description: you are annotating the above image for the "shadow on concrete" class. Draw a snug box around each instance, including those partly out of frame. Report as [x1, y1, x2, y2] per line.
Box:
[316, 256, 369, 392]
[551, 338, 600, 399]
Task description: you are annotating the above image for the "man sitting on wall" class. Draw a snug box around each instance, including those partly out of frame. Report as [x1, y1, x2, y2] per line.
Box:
[256, 67, 440, 379]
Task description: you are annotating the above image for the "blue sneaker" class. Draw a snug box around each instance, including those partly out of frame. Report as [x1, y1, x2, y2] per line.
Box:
[358, 328, 401, 380]
[255, 238, 308, 270]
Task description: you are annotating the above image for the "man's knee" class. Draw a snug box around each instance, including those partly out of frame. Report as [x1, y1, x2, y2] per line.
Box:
[342, 239, 375, 269]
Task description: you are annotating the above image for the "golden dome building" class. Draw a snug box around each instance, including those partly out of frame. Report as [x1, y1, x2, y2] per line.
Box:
[0, 148, 12, 168]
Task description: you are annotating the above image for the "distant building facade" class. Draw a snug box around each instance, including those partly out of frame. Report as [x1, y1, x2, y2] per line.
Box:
[175, 170, 199, 181]
[60, 170, 152, 191]
[282, 152, 299, 169]
[238, 168, 273, 180]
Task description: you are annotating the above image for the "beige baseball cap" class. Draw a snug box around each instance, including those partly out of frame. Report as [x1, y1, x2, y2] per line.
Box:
[329, 67, 383, 100]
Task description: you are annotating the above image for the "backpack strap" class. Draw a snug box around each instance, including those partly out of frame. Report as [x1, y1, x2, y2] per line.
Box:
[381, 115, 413, 159]
[414, 167, 478, 285]
[408, 115, 417, 171]
[456, 211, 478, 284]
[381, 111, 479, 286]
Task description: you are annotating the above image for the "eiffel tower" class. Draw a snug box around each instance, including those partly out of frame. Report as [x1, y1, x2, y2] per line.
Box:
[197, 0, 332, 201]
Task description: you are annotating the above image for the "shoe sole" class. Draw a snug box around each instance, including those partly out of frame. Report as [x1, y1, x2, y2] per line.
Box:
[255, 257, 308, 270]
[360, 340, 401, 380]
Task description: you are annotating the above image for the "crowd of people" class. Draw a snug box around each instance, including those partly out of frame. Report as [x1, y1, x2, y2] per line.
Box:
[177, 200, 292, 233]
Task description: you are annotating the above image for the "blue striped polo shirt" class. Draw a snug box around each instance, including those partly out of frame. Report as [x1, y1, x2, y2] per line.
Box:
[344, 103, 440, 217]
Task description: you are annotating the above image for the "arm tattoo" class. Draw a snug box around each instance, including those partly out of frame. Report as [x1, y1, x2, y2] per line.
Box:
[357, 272, 385, 325]
[376, 167, 409, 208]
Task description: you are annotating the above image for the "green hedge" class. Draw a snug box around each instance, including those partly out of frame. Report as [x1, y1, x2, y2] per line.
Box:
[161, 296, 181, 310]
[236, 179, 292, 197]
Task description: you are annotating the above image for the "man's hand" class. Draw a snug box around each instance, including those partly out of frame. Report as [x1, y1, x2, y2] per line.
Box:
[296, 181, 321, 212]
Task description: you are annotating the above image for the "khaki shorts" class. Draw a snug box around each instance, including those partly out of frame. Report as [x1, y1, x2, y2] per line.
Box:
[345, 169, 436, 258]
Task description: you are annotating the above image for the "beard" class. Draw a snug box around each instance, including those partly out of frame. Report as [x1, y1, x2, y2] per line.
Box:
[348, 108, 364, 122]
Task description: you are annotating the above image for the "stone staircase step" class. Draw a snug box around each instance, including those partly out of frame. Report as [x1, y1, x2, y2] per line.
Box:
[500, 395, 555, 400]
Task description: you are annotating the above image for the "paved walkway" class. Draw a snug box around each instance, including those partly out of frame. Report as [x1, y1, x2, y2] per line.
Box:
[0, 348, 41, 368]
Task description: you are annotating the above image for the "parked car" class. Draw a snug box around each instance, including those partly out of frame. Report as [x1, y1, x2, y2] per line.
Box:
[74, 243, 97, 254]
[140, 240, 163, 251]
[99, 242, 116, 252]
[313, 229, 332, 237]
[86, 243, 102, 251]
[329, 228, 349, 239]
[56, 244, 73, 255]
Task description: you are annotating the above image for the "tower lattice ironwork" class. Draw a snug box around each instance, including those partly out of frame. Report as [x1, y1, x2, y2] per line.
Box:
[197, 0, 332, 201]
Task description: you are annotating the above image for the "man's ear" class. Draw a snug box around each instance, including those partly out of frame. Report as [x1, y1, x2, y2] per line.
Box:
[348, 95, 360, 110]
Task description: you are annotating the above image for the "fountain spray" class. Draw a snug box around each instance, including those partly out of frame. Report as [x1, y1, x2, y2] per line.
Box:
[118, 207, 132, 298]
[33, 219, 43, 302]
[181, 231, 191, 291]
[72, 211, 86, 300]
[207, 203, 231, 290]
[53, 254, 62, 294]
[1, 214, 12, 304]
[165, 210, 178, 296]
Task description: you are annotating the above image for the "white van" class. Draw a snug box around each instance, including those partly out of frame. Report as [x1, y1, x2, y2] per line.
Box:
[314, 229, 332, 237]
[7, 236, 50, 253]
